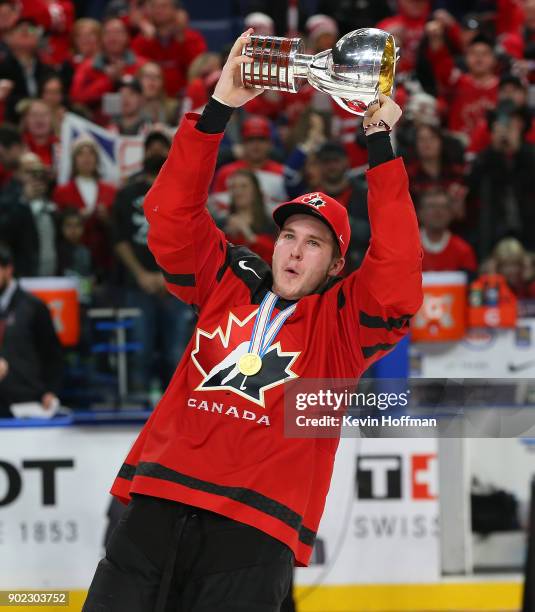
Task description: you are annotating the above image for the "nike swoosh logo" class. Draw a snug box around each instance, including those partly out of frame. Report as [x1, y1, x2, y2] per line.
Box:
[238, 260, 261, 279]
[508, 360, 535, 373]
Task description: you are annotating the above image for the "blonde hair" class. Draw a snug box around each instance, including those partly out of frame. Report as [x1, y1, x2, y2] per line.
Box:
[493, 237, 526, 263]
[187, 52, 221, 82]
[486, 237, 534, 282]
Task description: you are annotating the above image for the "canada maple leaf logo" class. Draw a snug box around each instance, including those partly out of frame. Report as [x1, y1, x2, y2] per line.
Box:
[300, 192, 326, 208]
[190, 309, 300, 407]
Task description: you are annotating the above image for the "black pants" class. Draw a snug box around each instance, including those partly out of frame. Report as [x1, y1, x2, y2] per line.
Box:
[83, 494, 294, 612]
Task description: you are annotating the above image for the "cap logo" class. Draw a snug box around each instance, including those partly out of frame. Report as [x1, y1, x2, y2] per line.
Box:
[300, 192, 326, 208]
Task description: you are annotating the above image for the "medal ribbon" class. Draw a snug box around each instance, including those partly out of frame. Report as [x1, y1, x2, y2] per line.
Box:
[248, 292, 297, 357]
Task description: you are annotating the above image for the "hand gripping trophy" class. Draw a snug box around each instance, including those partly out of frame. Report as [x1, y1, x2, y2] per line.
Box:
[241, 28, 398, 115]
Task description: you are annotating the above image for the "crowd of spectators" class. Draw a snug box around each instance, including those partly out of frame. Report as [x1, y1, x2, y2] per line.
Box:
[1, 0, 535, 405]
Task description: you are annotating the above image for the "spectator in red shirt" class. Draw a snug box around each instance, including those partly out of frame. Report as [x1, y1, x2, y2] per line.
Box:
[69, 18, 101, 71]
[426, 25, 499, 139]
[53, 137, 116, 275]
[223, 169, 276, 265]
[21, 99, 58, 168]
[70, 17, 145, 115]
[132, 0, 207, 97]
[210, 116, 287, 217]
[58, 18, 102, 95]
[419, 188, 477, 274]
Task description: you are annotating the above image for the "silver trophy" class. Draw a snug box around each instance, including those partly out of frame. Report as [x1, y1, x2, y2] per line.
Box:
[241, 28, 398, 116]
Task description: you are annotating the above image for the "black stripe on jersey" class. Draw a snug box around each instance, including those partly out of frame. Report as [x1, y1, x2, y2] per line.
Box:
[161, 270, 195, 287]
[216, 246, 231, 282]
[359, 311, 412, 331]
[337, 287, 345, 309]
[117, 462, 316, 547]
[118, 463, 136, 479]
[362, 342, 396, 358]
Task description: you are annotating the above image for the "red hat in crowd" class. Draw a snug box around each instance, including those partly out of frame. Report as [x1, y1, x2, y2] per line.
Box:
[241, 116, 271, 140]
[273, 192, 351, 257]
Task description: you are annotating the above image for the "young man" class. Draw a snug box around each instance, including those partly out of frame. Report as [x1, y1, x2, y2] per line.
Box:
[84, 30, 423, 612]
[426, 26, 498, 138]
[419, 188, 477, 274]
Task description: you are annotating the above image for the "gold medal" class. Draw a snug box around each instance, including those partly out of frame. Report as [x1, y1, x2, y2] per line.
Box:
[238, 353, 262, 376]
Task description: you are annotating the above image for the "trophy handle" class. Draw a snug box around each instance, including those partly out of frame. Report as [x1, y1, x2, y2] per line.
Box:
[241, 35, 310, 93]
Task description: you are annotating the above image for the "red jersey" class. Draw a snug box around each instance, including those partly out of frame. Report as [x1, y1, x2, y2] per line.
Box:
[428, 45, 498, 137]
[110, 114, 423, 566]
[132, 29, 207, 97]
[421, 230, 477, 273]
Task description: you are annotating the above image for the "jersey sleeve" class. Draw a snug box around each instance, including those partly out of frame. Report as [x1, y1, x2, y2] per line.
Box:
[336, 157, 423, 370]
[143, 113, 228, 310]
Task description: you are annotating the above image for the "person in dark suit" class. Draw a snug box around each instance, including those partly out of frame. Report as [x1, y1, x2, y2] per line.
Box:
[0, 245, 63, 418]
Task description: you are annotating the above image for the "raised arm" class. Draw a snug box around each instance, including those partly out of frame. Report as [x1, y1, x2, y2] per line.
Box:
[425, 20, 460, 90]
[143, 29, 263, 310]
[338, 95, 423, 370]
